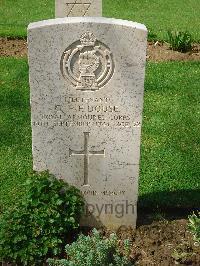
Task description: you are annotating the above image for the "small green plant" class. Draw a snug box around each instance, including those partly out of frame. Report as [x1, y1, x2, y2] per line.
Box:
[167, 30, 192, 52]
[188, 212, 200, 245]
[48, 229, 133, 266]
[148, 29, 158, 42]
[0, 172, 84, 265]
[151, 211, 166, 221]
[172, 249, 189, 262]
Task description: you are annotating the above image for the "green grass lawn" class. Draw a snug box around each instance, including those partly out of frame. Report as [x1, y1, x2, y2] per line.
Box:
[0, 0, 54, 38]
[0, 57, 199, 212]
[0, 0, 200, 41]
[0, 58, 32, 211]
[140, 61, 200, 208]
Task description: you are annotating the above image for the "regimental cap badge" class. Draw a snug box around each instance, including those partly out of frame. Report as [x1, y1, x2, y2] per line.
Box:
[61, 32, 114, 91]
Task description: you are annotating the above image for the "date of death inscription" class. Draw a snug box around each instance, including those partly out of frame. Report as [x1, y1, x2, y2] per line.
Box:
[32, 96, 141, 128]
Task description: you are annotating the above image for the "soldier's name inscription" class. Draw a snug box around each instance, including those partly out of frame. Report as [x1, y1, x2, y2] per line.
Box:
[32, 95, 141, 128]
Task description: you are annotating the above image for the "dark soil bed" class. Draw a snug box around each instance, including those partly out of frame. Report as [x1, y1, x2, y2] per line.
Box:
[0, 37, 200, 61]
[115, 219, 200, 265]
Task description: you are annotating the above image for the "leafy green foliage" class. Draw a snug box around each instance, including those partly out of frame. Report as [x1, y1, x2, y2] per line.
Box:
[0, 172, 84, 265]
[188, 212, 200, 244]
[48, 229, 133, 266]
[167, 31, 192, 52]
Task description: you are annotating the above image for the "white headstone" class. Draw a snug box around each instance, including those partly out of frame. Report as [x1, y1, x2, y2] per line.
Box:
[28, 17, 147, 230]
[55, 0, 102, 18]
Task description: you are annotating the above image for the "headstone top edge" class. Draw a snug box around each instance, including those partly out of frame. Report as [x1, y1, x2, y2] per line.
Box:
[28, 17, 147, 32]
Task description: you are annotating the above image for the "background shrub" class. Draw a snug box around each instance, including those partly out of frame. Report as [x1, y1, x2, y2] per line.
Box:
[48, 229, 133, 266]
[167, 30, 192, 52]
[0, 172, 84, 265]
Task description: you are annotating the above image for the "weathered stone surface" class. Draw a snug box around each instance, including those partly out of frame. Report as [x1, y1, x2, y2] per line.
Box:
[28, 17, 147, 229]
[55, 0, 102, 18]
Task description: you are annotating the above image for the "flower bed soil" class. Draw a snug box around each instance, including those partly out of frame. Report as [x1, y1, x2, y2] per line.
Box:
[0, 37, 200, 61]
[115, 219, 200, 265]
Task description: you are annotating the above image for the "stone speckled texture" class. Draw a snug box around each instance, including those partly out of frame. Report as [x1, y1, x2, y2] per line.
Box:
[28, 17, 147, 229]
[55, 0, 102, 18]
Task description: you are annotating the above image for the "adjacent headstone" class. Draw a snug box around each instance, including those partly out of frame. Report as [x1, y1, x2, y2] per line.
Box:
[55, 0, 102, 18]
[28, 17, 147, 229]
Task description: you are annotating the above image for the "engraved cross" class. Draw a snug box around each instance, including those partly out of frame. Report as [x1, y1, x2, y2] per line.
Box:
[69, 132, 105, 186]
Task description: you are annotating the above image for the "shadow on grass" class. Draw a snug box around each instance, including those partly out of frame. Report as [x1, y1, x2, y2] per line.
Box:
[137, 189, 200, 225]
